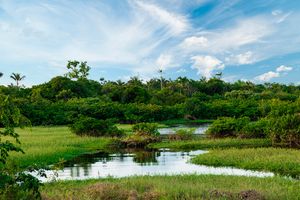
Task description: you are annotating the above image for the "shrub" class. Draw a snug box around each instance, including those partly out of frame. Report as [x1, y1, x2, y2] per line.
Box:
[206, 117, 250, 138]
[267, 114, 300, 148]
[121, 123, 160, 147]
[70, 116, 123, 137]
[121, 134, 161, 148]
[168, 128, 195, 140]
[238, 119, 269, 138]
[132, 123, 160, 136]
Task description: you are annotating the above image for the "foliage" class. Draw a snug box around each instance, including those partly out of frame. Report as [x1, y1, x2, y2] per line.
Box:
[10, 73, 25, 87]
[0, 95, 42, 199]
[206, 117, 250, 138]
[267, 114, 300, 148]
[0, 95, 24, 163]
[121, 134, 161, 148]
[132, 123, 159, 136]
[238, 119, 269, 138]
[121, 123, 161, 147]
[65, 60, 90, 80]
[70, 116, 123, 137]
[168, 128, 195, 140]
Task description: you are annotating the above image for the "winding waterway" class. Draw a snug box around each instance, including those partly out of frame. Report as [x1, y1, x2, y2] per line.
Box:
[36, 148, 274, 182]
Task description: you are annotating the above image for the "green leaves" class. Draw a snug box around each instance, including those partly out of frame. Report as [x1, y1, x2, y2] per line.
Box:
[65, 60, 90, 80]
[0, 95, 24, 164]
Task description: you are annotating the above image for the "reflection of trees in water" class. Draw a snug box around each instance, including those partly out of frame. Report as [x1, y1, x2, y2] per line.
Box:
[132, 150, 160, 165]
[66, 149, 163, 177]
[68, 152, 112, 177]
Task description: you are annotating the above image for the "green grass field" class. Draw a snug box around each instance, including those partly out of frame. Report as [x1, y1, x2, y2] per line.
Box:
[42, 175, 300, 200]
[5, 126, 112, 169]
[2, 126, 300, 199]
[192, 148, 300, 178]
[149, 138, 272, 150]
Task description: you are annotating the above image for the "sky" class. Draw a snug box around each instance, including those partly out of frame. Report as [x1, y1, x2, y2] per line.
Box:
[0, 0, 300, 86]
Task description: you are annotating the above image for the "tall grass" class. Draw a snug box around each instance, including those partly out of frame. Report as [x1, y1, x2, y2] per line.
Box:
[192, 148, 300, 178]
[42, 175, 300, 200]
[149, 138, 272, 150]
[5, 126, 112, 169]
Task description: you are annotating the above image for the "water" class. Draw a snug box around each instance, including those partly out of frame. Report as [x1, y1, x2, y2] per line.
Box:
[35, 149, 274, 182]
[158, 123, 210, 135]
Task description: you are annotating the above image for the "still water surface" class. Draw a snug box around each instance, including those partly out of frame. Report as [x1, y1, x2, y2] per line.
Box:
[37, 148, 274, 182]
[158, 123, 210, 135]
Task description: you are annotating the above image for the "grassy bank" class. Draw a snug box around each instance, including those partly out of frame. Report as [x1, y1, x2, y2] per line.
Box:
[192, 148, 300, 178]
[149, 138, 272, 150]
[42, 175, 300, 200]
[6, 126, 112, 169]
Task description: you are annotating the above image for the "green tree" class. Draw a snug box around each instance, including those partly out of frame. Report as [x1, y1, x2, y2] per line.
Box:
[65, 60, 90, 80]
[0, 94, 42, 199]
[10, 73, 25, 87]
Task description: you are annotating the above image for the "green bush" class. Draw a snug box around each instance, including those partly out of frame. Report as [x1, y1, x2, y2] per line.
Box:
[121, 123, 161, 147]
[206, 117, 250, 138]
[132, 123, 160, 136]
[168, 128, 195, 140]
[70, 117, 123, 137]
[238, 119, 269, 138]
[267, 114, 300, 148]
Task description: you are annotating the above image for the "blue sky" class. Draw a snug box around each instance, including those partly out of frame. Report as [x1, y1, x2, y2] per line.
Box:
[0, 0, 300, 86]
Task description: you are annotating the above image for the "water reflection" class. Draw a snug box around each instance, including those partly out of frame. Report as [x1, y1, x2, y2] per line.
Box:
[158, 123, 210, 135]
[37, 149, 274, 182]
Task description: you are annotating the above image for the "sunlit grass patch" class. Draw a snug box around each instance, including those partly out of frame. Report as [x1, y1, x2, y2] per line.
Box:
[5, 126, 112, 169]
[192, 148, 300, 178]
[42, 175, 300, 200]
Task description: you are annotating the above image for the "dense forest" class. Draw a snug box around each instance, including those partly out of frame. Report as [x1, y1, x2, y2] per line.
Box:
[1, 61, 300, 148]
[1, 62, 300, 126]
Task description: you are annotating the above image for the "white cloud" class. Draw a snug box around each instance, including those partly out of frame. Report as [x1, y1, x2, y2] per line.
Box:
[181, 17, 273, 54]
[226, 51, 255, 65]
[255, 71, 280, 82]
[134, 0, 189, 35]
[191, 55, 225, 78]
[156, 54, 172, 70]
[276, 65, 293, 72]
[180, 36, 208, 49]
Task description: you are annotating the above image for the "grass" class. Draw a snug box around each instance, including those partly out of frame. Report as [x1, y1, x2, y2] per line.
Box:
[5, 126, 112, 169]
[192, 148, 300, 178]
[149, 138, 272, 150]
[42, 175, 300, 200]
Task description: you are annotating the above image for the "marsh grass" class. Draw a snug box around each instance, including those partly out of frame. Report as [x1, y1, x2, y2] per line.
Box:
[4, 126, 112, 169]
[149, 138, 272, 150]
[42, 175, 300, 200]
[192, 148, 300, 178]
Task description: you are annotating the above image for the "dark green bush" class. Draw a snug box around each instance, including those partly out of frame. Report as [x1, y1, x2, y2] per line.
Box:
[238, 119, 269, 138]
[267, 114, 300, 148]
[168, 128, 195, 140]
[132, 123, 160, 136]
[206, 117, 250, 138]
[121, 123, 161, 147]
[70, 117, 123, 137]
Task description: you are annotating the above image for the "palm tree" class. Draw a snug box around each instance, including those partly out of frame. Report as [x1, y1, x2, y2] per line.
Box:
[10, 73, 25, 87]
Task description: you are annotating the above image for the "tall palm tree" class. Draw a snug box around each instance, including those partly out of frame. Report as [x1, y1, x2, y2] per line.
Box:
[10, 73, 25, 87]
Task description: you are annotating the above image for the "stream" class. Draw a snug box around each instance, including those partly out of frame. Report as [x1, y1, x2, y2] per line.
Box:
[35, 148, 274, 182]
